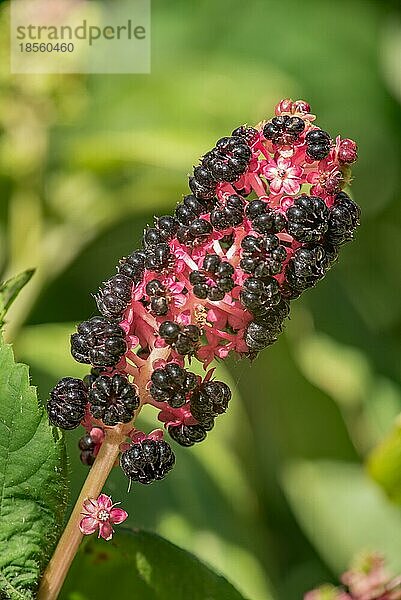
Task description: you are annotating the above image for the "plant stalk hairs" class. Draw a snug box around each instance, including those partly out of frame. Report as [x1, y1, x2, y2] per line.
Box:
[38, 98, 360, 599]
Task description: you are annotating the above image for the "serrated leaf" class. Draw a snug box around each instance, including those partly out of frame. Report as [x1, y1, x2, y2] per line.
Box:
[61, 529, 247, 600]
[0, 334, 67, 599]
[0, 270, 35, 328]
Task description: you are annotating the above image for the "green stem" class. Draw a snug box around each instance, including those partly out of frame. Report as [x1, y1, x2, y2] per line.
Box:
[37, 425, 125, 600]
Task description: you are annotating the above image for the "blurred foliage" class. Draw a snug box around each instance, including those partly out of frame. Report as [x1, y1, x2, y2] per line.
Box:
[61, 529, 250, 600]
[0, 268, 34, 326]
[368, 420, 401, 505]
[1, 0, 401, 598]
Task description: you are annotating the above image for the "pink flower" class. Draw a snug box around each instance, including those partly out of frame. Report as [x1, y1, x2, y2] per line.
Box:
[264, 157, 303, 194]
[79, 494, 128, 541]
[306, 164, 343, 198]
[338, 138, 358, 164]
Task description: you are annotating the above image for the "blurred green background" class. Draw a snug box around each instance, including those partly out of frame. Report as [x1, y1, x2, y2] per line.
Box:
[2, 0, 401, 598]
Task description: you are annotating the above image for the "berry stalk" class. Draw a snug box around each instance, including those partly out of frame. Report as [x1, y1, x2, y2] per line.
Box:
[37, 425, 125, 600]
[39, 345, 170, 599]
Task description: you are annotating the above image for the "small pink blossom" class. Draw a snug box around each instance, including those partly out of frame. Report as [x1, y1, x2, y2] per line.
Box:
[306, 164, 343, 198]
[275, 98, 316, 121]
[338, 138, 358, 164]
[79, 494, 128, 541]
[264, 157, 303, 195]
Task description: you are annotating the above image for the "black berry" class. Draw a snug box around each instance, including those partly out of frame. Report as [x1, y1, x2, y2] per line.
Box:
[118, 250, 146, 282]
[283, 243, 338, 298]
[120, 439, 175, 484]
[158, 321, 201, 356]
[240, 234, 287, 278]
[168, 423, 209, 447]
[240, 275, 282, 317]
[96, 274, 132, 320]
[244, 298, 290, 352]
[245, 200, 286, 234]
[47, 377, 88, 430]
[210, 195, 245, 230]
[231, 125, 259, 144]
[306, 129, 331, 160]
[150, 364, 198, 408]
[326, 191, 360, 246]
[146, 279, 169, 316]
[190, 380, 231, 424]
[263, 116, 305, 145]
[71, 316, 127, 368]
[78, 431, 98, 466]
[144, 242, 172, 272]
[89, 374, 140, 426]
[286, 195, 329, 243]
[189, 254, 235, 301]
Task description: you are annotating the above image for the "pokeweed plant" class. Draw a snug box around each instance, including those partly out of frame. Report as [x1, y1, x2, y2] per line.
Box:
[0, 98, 360, 600]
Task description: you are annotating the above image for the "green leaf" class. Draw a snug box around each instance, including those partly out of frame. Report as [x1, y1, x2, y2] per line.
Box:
[61, 528, 247, 600]
[368, 419, 401, 504]
[281, 460, 401, 575]
[0, 334, 67, 599]
[0, 270, 35, 328]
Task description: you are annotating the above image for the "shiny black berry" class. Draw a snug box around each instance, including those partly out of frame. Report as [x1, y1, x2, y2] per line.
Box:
[78, 432, 97, 466]
[189, 254, 235, 301]
[286, 195, 329, 243]
[146, 279, 169, 316]
[89, 374, 140, 426]
[263, 116, 305, 145]
[201, 136, 251, 184]
[177, 218, 213, 245]
[283, 243, 338, 298]
[244, 298, 290, 352]
[118, 250, 146, 281]
[70, 316, 127, 368]
[189, 176, 216, 200]
[150, 364, 198, 408]
[47, 377, 88, 430]
[159, 320, 180, 342]
[245, 200, 286, 234]
[190, 380, 231, 424]
[158, 321, 201, 356]
[231, 125, 259, 144]
[96, 274, 132, 320]
[210, 195, 245, 230]
[306, 129, 331, 160]
[326, 191, 360, 246]
[156, 215, 179, 239]
[145, 242, 172, 272]
[120, 439, 175, 485]
[240, 234, 287, 278]
[168, 423, 209, 447]
[240, 275, 282, 317]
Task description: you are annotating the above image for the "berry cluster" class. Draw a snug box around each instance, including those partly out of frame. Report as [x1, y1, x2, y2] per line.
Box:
[150, 364, 198, 408]
[47, 377, 88, 430]
[71, 316, 126, 368]
[189, 254, 235, 301]
[158, 321, 201, 356]
[263, 115, 305, 145]
[46, 99, 360, 488]
[120, 438, 175, 485]
[89, 374, 140, 426]
[305, 128, 332, 161]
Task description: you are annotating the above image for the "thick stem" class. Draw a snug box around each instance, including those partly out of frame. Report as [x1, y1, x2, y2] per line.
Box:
[38, 347, 170, 600]
[37, 425, 125, 600]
